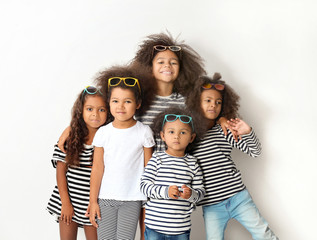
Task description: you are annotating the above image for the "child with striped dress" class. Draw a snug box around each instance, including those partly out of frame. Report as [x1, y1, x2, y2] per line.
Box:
[187, 73, 278, 240]
[46, 86, 108, 240]
[140, 107, 205, 240]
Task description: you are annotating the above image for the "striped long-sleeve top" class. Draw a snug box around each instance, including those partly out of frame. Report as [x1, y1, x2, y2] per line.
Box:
[135, 93, 185, 152]
[191, 124, 261, 206]
[140, 151, 205, 235]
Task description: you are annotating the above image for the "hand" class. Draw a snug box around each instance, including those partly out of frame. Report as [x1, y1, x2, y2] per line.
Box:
[60, 202, 74, 225]
[227, 118, 251, 139]
[89, 202, 101, 228]
[168, 185, 180, 199]
[218, 117, 239, 142]
[85, 203, 90, 217]
[179, 185, 192, 199]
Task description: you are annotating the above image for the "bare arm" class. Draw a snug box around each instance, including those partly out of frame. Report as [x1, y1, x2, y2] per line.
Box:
[139, 147, 153, 240]
[89, 147, 104, 228]
[58, 126, 71, 153]
[56, 161, 74, 225]
[143, 147, 153, 167]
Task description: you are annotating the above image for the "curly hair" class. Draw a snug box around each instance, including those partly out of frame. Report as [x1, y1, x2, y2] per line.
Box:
[151, 107, 206, 153]
[65, 87, 108, 167]
[130, 32, 206, 97]
[94, 64, 156, 118]
[186, 73, 240, 122]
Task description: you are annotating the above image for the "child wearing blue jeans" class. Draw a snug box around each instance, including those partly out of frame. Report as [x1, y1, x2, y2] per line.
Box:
[188, 73, 279, 240]
[140, 107, 205, 240]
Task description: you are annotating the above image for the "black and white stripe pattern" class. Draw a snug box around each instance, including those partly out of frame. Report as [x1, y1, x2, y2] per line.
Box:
[140, 151, 205, 235]
[97, 199, 141, 240]
[191, 124, 261, 206]
[136, 93, 185, 152]
[46, 144, 94, 227]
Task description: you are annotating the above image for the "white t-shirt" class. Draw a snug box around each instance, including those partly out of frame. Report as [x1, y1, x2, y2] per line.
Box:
[93, 121, 155, 201]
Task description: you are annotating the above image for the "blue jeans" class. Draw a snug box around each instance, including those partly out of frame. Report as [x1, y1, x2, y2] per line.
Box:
[202, 189, 278, 240]
[145, 226, 190, 240]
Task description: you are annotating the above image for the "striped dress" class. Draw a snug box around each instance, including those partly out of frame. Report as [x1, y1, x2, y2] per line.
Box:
[46, 144, 93, 227]
[140, 151, 205, 235]
[191, 124, 261, 206]
[136, 93, 185, 152]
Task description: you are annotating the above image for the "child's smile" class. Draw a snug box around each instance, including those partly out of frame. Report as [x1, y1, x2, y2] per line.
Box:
[152, 50, 180, 85]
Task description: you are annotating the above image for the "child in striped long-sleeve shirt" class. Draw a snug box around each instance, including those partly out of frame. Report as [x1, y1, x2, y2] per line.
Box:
[140, 107, 205, 240]
[187, 73, 278, 240]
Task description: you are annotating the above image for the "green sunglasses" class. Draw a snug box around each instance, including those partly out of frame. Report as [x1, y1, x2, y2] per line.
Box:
[162, 114, 194, 131]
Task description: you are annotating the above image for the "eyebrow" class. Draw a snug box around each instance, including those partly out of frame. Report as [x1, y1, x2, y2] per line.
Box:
[155, 57, 179, 61]
[110, 97, 134, 101]
[204, 96, 222, 100]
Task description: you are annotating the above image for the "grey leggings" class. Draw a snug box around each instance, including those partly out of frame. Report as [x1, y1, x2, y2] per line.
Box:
[97, 199, 141, 240]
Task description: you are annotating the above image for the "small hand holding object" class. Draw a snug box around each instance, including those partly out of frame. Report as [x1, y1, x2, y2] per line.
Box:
[226, 118, 251, 140]
[179, 185, 192, 199]
[60, 202, 74, 225]
[168, 185, 180, 199]
[89, 202, 101, 228]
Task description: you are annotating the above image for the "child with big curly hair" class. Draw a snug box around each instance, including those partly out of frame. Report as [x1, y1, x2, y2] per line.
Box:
[140, 107, 205, 240]
[46, 86, 108, 240]
[187, 73, 278, 240]
[130, 32, 207, 152]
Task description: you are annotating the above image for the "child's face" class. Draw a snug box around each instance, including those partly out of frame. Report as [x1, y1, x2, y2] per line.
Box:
[83, 95, 107, 131]
[152, 50, 180, 85]
[109, 87, 141, 124]
[200, 89, 222, 121]
[160, 119, 196, 157]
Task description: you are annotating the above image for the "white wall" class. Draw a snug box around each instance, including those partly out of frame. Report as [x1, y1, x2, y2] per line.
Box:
[1, 0, 316, 239]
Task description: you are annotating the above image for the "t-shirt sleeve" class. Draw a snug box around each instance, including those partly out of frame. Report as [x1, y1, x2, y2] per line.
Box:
[143, 125, 155, 148]
[51, 143, 66, 168]
[92, 127, 105, 148]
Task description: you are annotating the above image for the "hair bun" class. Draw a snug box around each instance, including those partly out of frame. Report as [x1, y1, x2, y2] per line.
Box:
[212, 72, 222, 81]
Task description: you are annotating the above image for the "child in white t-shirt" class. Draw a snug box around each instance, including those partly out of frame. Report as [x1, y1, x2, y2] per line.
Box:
[89, 73, 155, 240]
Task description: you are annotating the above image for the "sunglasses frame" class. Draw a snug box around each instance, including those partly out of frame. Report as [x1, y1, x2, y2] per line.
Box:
[152, 45, 182, 59]
[108, 77, 141, 93]
[82, 85, 102, 97]
[162, 114, 194, 131]
[202, 83, 225, 91]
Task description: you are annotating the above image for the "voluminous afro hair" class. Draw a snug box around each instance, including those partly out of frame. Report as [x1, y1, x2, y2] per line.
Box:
[130, 32, 206, 97]
[66, 87, 109, 167]
[94, 64, 156, 118]
[151, 107, 206, 153]
[186, 73, 240, 123]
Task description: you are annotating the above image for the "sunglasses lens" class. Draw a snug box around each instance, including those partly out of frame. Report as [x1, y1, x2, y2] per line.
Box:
[215, 84, 225, 90]
[86, 86, 98, 94]
[109, 78, 121, 86]
[166, 114, 177, 122]
[202, 83, 212, 89]
[154, 45, 167, 51]
[179, 116, 191, 123]
[124, 78, 137, 86]
[169, 46, 181, 51]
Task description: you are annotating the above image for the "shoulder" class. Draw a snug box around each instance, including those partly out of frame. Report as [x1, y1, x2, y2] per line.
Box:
[185, 153, 197, 161]
[184, 154, 198, 165]
[171, 92, 185, 102]
[136, 121, 152, 132]
[96, 122, 112, 133]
